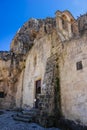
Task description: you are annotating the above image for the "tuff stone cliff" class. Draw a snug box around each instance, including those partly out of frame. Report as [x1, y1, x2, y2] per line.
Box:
[10, 17, 56, 54]
[1, 10, 87, 127]
[0, 10, 79, 109]
[0, 16, 56, 108]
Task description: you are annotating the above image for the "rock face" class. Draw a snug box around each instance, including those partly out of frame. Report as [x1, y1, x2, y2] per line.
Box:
[0, 51, 25, 108]
[1, 10, 87, 126]
[10, 18, 56, 54]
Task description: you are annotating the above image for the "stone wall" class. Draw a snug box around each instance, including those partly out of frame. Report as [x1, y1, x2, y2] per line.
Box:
[0, 51, 26, 109]
[1, 10, 87, 126]
[78, 13, 87, 34]
[0, 51, 15, 108]
[15, 70, 24, 108]
[59, 34, 87, 124]
[0, 58, 10, 108]
[22, 35, 52, 109]
[0, 14, 56, 110]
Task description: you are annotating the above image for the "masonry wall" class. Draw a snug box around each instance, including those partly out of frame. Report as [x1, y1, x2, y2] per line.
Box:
[22, 35, 52, 109]
[59, 34, 87, 124]
[1, 10, 87, 126]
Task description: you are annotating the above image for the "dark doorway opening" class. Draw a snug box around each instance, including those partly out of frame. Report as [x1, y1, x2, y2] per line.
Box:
[0, 92, 5, 98]
[35, 79, 41, 108]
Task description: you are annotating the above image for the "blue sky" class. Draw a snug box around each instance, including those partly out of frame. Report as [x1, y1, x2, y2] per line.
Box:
[0, 0, 87, 51]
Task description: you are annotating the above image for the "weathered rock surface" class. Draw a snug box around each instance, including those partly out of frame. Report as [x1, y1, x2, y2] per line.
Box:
[1, 10, 87, 128]
[11, 17, 56, 54]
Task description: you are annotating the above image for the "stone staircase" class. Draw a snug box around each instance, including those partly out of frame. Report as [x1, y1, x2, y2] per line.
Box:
[13, 108, 40, 123]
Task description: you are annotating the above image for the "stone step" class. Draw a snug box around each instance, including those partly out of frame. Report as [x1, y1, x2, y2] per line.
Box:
[22, 109, 39, 116]
[13, 108, 40, 123]
[17, 113, 33, 119]
[22, 111, 36, 115]
[13, 115, 33, 122]
[23, 108, 39, 112]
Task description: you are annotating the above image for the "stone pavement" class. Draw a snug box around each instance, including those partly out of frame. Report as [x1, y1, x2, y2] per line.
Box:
[0, 110, 60, 130]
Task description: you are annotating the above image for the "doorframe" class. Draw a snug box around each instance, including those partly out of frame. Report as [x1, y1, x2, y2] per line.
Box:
[34, 78, 41, 108]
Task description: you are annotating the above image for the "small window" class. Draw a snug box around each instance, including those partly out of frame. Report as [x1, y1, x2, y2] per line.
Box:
[76, 61, 83, 70]
[0, 92, 5, 98]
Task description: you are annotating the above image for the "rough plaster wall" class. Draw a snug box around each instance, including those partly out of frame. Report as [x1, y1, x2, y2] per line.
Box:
[22, 35, 52, 108]
[16, 70, 24, 108]
[59, 34, 87, 124]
